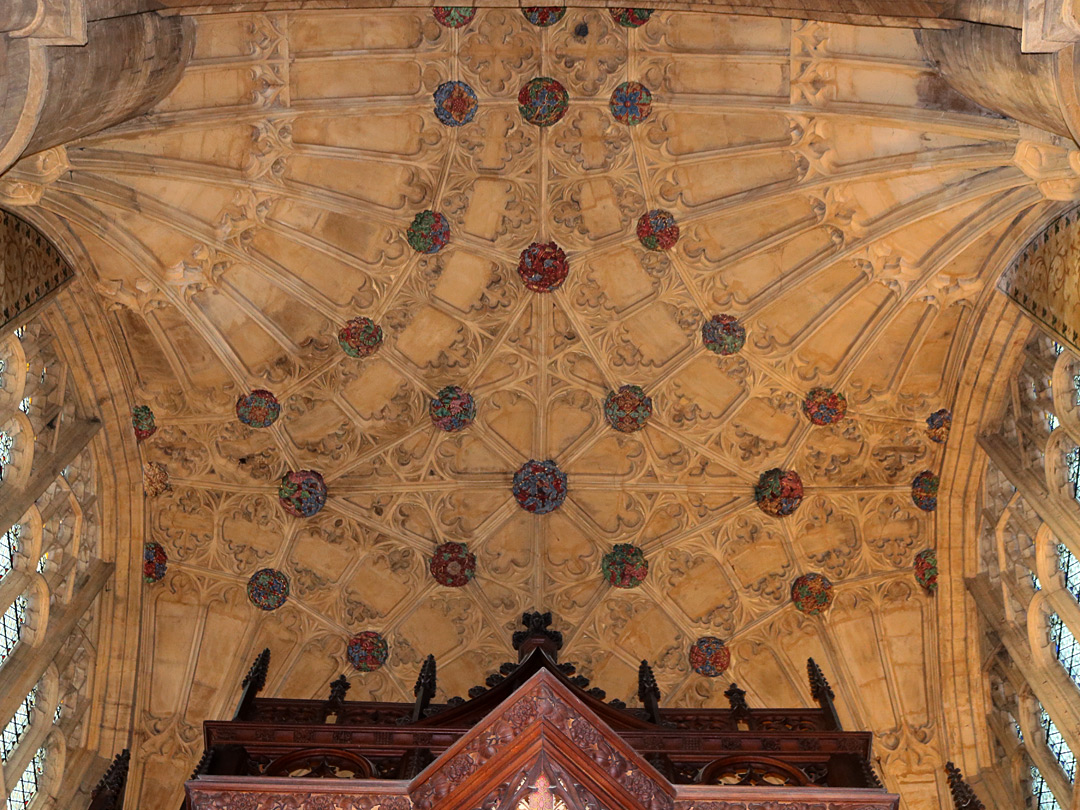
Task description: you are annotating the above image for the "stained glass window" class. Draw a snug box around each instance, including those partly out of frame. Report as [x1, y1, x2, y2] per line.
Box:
[5, 745, 44, 809]
[1050, 613, 1080, 690]
[0, 430, 11, 483]
[0, 689, 35, 762]
[1031, 763, 1063, 810]
[17, 397, 29, 416]
[0, 595, 25, 665]
[1058, 544, 1080, 602]
[1066, 447, 1080, 503]
[0, 524, 19, 579]
[1040, 707, 1076, 782]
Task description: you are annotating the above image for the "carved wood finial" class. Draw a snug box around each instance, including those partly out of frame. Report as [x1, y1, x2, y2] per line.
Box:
[189, 748, 212, 780]
[724, 682, 749, 717]
[242, 648, 271, 692]
[328, 674, 351, 707]
[513, 611, 563, 662]
[638, 660, 662, 723]
[807, 657, 833, 701]
[861, 757, 884, 789]
[411, 655, 437, 721]
[89, 749, 130, 810]
[807, 657, 842, 730]
[415, 654, 437, 698]
[945, 762, 986, 810]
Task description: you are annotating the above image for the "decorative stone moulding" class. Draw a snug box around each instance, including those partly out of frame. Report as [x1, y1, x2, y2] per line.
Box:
[518, 77, 569, 128]
[911, 470, 940, 512]
[433, 6, 476, 28]
[610, 81, 652, 125]
[791, 572, 834, 615]
[407, 210, 451, 254]
[636, 209, 679, 251]
[522, 7, 566, 26]
[802, 387, 848, 426]
[602, 543, 648, 589]
[248, 568, 289, 611]
[513, 459, 568, 514]
[143, 462, 170, 497]
[236, 389, 281, 428]
[429, 385, 476, 432]
[338, 316, 384, 358]
[754, 468, 803, 517]
[702, 314, 746, 356]
[610, 8, 653, 27]
[603, 385, 653, 433]
[132, 405, 157, 443]
[689, 636, 730, 677]
[926, 409, 952, 444]
[143, 542, 167, 583]
[278, 470, 328, 518]
[433, 81, 478, 127]
[518, 241, 569, 292]
[914, 548, 938, 593]
[348, 631, 389, 671]
[430, 541, 477, 587]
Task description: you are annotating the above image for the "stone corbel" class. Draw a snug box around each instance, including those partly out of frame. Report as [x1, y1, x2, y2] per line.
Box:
[1012, 128, 1080, 199]
[0, 146, 69, 206]
[1023, 0, 1080, 53]
[6, 0, 87, 45]
[0, 11, 192, 178]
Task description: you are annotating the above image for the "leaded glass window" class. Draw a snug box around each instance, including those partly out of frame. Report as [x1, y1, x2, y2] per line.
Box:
[1050, 613, 1080, 689]
[1040, 707, 1076, 782]
[17, 397, 30, 416]
[0, 689, 35, 763]
[1060, 544, 1080, 602]
[5, 745, 44, 809]
[0, 430, 11, 483]
[1065, 447, 1080, 503]
[0, 524, 19, 579]
[1031, 763, 1063, 810]
[0, 595, 25, 665]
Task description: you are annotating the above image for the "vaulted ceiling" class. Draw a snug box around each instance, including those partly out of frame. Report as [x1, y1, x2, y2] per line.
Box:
[25, 7, 1065, 808]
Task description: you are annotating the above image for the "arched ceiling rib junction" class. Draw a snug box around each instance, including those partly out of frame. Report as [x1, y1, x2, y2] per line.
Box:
[22, 7, 1068, 808]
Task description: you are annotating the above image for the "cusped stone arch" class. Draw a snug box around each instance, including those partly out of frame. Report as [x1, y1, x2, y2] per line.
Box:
[0, 333, 27, 413]
[1034, 524, 1074, 597]
[31, 727, 68, 810]
[994, 503, 1039, 604]
[1, 664, 61, 794]
[16, 572, 51, 650]
[1026, 590, 1080, 685]
[12, 504, 45, 576]
[1051, 348, 1080, 444]
[0, 410, 35, 490]
[1044, 427, 1080, 508]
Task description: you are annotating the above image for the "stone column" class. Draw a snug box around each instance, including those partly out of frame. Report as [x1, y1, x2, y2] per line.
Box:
[0, 7, 193, 176]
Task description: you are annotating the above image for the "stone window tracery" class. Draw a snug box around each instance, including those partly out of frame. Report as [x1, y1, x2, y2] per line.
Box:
[7, 745, 46, 809]
[0, 595, 26, 665]
[1039, 706, 1076, 783]
[975, 321, 1080, 809]
[1032, 760, 1064, 810]
[1049, 613, 1080, 689]
[0, 291, 108, 810]
[1, 688, 36, 763]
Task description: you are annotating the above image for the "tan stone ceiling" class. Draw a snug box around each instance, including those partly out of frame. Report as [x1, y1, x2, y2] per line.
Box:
[26, 6, 1067, 807]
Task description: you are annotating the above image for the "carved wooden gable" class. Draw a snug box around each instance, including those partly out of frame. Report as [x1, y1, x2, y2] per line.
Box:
[409, 670, 673, 810]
